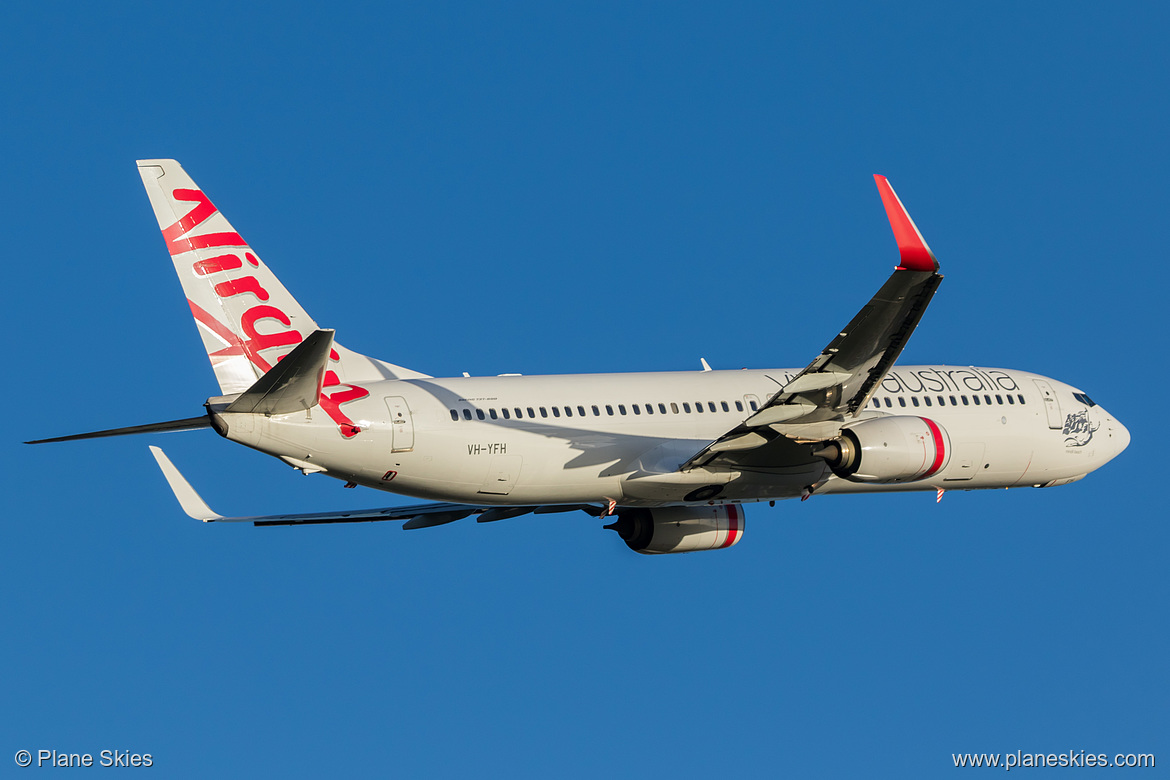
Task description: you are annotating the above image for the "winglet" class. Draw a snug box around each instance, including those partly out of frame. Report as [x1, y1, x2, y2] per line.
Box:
[874, 175, 938, 272]
[149, 446, 223, 522]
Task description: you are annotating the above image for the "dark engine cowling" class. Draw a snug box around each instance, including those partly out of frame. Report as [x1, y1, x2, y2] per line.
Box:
[813, 416, 951, 484]
[605, 505, 744, 554]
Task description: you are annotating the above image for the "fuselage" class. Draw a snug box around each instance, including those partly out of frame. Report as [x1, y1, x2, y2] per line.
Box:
[217, 364, 1129, 508]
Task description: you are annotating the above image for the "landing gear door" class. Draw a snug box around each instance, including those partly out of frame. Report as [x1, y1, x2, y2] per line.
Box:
[385, 396, 415, 452]
[1032, 380, 1062, 429]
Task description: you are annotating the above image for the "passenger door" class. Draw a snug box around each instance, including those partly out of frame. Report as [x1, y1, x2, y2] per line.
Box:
[1032, 380, 1062, 429]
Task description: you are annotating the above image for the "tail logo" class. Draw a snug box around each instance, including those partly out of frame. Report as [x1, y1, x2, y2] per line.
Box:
[164, 188, 369, 438]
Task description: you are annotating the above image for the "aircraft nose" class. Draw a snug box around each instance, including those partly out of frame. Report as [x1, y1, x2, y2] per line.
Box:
[1114, 418, 1130, 454]
[1104, 412, 1130, 459]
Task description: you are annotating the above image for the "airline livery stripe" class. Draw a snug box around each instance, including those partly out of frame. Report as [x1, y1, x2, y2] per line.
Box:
[921, 417, 946, 479]
[722, 505, 741, 548]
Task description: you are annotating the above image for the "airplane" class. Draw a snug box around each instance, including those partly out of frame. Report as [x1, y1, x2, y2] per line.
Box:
[27, 160, 1130, 554]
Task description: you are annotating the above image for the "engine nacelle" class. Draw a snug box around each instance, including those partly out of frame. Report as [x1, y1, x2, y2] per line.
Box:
[813, 416, 951, 484]
[605, 505, 744, 555]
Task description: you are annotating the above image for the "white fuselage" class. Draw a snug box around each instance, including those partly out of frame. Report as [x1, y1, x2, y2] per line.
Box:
[218, 364, 1129, 508]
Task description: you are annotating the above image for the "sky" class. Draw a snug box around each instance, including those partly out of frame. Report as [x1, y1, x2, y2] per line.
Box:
[2, 2, 1166, 776]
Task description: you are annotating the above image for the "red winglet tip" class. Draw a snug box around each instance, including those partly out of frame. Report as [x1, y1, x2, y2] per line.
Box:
[873, 174, 938, 272]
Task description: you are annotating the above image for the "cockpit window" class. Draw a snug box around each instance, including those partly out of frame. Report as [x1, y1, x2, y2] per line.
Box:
[1073, 392, 1097, 407]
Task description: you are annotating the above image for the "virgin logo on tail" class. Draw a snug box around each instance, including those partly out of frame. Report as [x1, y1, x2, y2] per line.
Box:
[164, 188, 369, 437]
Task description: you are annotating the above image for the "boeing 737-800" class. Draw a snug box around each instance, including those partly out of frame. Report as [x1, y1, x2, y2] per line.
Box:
[28, 160, 1129, 554]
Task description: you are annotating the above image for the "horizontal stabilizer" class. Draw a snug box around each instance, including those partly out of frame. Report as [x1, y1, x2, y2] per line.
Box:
[26, 416, 211, 444]
[225, 329, 335, 415]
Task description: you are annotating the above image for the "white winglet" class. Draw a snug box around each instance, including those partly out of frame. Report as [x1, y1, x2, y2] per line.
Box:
[149, 446, 223, 522]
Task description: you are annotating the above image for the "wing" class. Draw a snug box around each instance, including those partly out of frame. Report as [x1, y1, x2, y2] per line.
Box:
[683, 175, 943, 471]
[149, 447, 595, 529]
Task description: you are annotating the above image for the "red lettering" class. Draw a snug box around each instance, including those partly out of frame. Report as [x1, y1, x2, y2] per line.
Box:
[320, 378, 371, 438]
[213, 276, 270, 301]
[161, 189, 246, 256]
[193, 253, 244, 276]
[245, 252, 260, 267]
[239, 306, 302, 369]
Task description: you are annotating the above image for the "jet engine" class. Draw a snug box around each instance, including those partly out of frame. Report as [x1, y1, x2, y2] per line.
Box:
[812, 416, 950, 484]
[604, 505, 744, 555]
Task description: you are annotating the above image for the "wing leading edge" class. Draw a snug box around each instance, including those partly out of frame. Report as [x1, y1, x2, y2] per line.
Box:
[683, 175, 943, 471]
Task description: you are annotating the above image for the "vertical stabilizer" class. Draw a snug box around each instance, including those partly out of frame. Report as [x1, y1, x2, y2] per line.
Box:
[136, 159, 428, 437]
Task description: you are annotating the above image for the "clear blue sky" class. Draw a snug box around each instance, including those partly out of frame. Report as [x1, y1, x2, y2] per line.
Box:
[3, 2, 1165, 777]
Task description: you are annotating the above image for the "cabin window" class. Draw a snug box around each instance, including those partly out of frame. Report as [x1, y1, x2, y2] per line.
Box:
[578, 405, 587, 416]
[683, 402, 692, 413]
[735, 401, 744, 412]
[592, 405, 600, 416]
[1018, 394, 1026, 404]
[450, 409, 459, 421]
[721, 401, 730, 412]
[695, 402, 704, 413]
[961, 396, 969, 406]
[1006, 395, 1014, 405]
[632, 404, 641, 415]
[973, 395, 981, 405]
[898, 397, 906, 407]
[606, 405, 614, 415]
[936, 395, 945, 405]
[463, 409, 473, 420]
[884, 398, 892, 408]
[749, 400, 759, 411]
[551, 407, 560, 417]
[476, 409, 486, 420]
[514, 408, 523, 418]
[527, 407, 535, 417]
[645, 403, 654, 415]
[659, 403, 667, 414]
[565, 406, 573, 417]
[671, 402, 679, 414]
[618, 404, 627, 415]
[489, 408, 498, 419]
[539, 407, 548, 418]
[502, 408, 510, 419]
[984, 394, 992, 404]
[995, 395, 1003, 404]
[949, 395, 957, 405]
[911, 397, 920, 407]
[706, 402, 716, 412]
